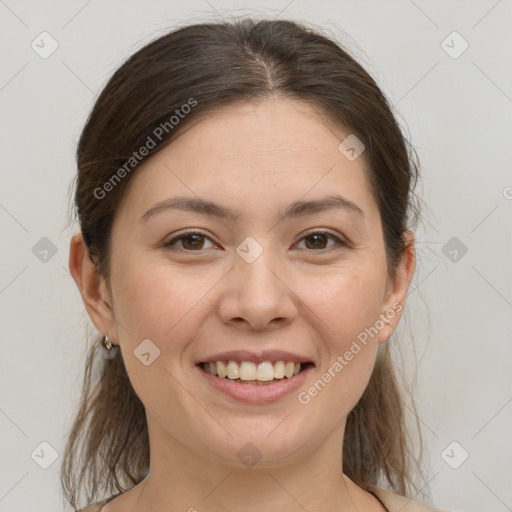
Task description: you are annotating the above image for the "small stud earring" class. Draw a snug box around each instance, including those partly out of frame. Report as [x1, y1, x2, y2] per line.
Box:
[103, 333, 113, 350]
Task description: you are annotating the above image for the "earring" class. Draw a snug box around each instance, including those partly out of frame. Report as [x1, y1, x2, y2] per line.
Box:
[103, 333, 113, 350]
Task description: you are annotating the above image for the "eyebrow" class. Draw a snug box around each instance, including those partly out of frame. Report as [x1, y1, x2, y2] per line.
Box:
[140, 194, 364, 224]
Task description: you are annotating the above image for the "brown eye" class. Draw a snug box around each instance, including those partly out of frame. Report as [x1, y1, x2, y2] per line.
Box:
[296, 231, 345, 251]
[181, 234, 205, 250]
[164, 232, 215, 251]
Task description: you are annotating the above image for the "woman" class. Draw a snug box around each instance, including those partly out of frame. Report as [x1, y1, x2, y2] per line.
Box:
[63, 18, 449, 512]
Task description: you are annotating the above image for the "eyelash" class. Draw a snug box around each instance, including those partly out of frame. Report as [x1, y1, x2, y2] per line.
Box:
[163, 230, 347, 253]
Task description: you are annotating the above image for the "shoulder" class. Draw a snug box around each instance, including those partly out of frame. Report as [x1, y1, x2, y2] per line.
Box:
[370, 486, 452, 512]
[75, 498, 109, 512]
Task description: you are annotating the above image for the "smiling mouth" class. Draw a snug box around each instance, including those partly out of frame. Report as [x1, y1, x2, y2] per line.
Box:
[198, 360, 314, 385]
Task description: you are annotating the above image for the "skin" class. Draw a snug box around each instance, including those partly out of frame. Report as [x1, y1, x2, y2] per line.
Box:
[69, 97, 415, 512]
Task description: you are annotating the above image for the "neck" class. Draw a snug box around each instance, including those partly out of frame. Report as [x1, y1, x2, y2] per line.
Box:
[128, 418, 381, 512]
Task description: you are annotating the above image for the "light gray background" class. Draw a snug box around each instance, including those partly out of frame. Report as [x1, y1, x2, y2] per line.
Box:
[1, 1, 511, 511]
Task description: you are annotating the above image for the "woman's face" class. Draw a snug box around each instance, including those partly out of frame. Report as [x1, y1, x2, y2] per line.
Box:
[83, 97, 414, 468]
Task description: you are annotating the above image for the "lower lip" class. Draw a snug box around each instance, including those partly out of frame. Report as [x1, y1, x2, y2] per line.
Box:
[197, 364, 314, 404]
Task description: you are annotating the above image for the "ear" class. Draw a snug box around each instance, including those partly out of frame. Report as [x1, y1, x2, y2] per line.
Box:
[378, 230, 416, 344]
[68, 232, 119, 344]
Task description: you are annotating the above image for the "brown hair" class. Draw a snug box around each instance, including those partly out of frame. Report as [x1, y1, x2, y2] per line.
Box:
[62, 17, 424, 509]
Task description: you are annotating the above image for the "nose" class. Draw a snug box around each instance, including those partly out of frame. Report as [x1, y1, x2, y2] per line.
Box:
[217, 248, 298, 331]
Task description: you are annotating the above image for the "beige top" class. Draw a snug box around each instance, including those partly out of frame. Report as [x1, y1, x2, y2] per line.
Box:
[76, 486, 451, 512]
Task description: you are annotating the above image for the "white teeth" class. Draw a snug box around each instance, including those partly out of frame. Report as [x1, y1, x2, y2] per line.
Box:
[273, 361, 285, 379]
[203, 360, 308, 381]
[256, 362, 274, 381]
[217, 361, 227, 378]
[239, 361, 257, 380]
[226, 361, 239, 379]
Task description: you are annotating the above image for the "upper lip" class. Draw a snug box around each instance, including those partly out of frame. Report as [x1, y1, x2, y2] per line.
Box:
[197, 350, 315, 366]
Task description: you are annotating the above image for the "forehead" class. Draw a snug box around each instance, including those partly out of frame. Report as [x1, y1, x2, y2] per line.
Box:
[161, 98, 352, 170]
[116, 97, 377, 225]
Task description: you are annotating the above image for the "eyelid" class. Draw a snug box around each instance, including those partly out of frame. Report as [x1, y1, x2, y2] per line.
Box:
[298, 228, 343, 240]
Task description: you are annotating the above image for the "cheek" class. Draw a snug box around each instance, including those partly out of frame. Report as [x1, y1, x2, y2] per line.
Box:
[295, 265, 386, 414]
[110, 258, 203, 414]
[111, 255, 211, 345]
[302, 264, 387, 350]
